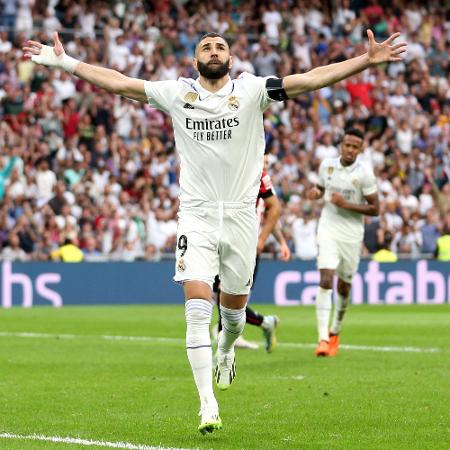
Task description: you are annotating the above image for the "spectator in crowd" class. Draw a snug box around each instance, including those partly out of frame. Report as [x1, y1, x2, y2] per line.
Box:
[50, 233, 84, 262]
[0, 151, 19, 200]
[435, 226, 450, 262]
[291, 202, 318, 260]
[373, 230, 398, 262]
[1, 231, 29, 261]
[421, 208, 441, 254]
[82, 235, 106, 261]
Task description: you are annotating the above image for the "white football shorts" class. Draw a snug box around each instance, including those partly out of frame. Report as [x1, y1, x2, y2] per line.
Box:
[317, 234, 362, 283]
[174, 202, 258, 295]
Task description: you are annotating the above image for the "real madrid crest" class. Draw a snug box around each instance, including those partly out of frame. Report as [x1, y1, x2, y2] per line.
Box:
[352, 179, 359, 187]
[228, 96, 239, 111]
[327, 167, 334, 175]
[177, 258, 186, 272]
[184, 92, 198, 103]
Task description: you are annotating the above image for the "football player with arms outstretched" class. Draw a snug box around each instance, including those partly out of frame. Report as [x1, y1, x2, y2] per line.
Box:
[24, 30, 405, 433]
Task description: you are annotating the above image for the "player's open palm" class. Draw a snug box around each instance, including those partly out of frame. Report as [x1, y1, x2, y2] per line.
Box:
[23, 31, 65, 67]
[367, 29, 407, 65]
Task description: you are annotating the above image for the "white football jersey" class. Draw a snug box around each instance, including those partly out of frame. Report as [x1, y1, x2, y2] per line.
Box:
[144, 73, 277, 207]
[317, 157, 377, 243]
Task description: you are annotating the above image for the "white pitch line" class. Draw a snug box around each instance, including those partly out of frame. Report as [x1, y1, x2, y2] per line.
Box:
[0, 331, 79, 339]
[340, 344, 442, 353]
[0, 331, 446, 354]
[103, 335, 182, 344]
[277, 342, 443, 353]
[275, 375, 305, 381]
[0, 332, 183, 344]
[0, 432, 193, 450]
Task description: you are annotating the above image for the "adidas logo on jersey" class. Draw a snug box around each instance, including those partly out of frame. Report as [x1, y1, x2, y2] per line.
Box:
[183, 103, 195, 109]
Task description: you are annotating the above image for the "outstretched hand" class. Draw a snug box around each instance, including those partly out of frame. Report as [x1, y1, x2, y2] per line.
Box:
[367, 29, 407, 65]
[23, 31, 65, 64]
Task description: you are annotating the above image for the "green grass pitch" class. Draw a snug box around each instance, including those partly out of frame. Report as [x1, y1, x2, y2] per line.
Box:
[0, 304, 449, 450]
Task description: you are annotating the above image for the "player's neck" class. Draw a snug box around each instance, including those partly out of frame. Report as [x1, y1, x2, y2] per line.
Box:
[339, 157, 355, 167]
[198, 75, 229, 93]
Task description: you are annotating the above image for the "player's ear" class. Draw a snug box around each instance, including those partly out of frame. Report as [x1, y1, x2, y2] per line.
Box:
[192, 57, 198, 71]
[228, 55, 233, 69]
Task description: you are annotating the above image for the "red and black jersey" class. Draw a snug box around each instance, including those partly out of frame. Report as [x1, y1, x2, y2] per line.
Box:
[256, 169, 275, 225]
[257, 169, 275, 202]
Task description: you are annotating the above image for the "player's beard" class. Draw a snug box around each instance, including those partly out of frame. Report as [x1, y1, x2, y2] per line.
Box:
[197, 58, 230, 79]
[341, 153, 357, 166]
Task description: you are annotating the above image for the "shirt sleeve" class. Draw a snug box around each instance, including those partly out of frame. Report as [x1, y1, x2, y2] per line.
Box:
[361, 167, 378, 196]
[144, 80, 179, 114]
[237, 72, 279, 112]
[317, 160, 327, 188]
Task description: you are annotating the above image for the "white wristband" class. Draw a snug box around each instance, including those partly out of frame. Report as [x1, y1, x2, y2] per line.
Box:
[31, 44, 80, 74]
[60, 53, 80, 73]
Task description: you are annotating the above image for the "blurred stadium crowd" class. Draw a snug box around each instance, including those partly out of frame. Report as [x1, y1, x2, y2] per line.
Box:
[0, 0, 449, 262]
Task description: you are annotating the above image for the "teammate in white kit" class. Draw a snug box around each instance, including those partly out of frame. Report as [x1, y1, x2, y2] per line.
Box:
[308, 128, 379, 357]
[23, 30, 405, 433]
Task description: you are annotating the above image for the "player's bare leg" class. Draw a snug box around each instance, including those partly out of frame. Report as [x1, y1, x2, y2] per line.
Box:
[184, 281, 222, 434]
[329, 278, 351, 356]
[315, 269, 334, 357]
[215, 292, 247, 390]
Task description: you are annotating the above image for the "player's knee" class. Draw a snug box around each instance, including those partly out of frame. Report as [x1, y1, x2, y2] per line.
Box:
[319, 269, 334, 290]
[185, 299, 212, 325]
[319, 277, 333, 290]
[185, 300, 212, 347]
[337, 280, 351, 298]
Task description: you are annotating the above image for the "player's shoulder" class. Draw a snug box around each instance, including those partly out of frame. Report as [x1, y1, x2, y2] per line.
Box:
[145, 78, 184, 95]
[236, 72, 259, 81]
[149, 77, 196, 91]
[235, 72, 267, 88]
[176, 77, 199, 91]
[178, 77, 196, 86]
[355, 158, 375, 176]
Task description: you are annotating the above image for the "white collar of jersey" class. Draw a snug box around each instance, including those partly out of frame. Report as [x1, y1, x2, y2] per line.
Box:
[193, 77, 234, 99]
[337, 157, 359, 172]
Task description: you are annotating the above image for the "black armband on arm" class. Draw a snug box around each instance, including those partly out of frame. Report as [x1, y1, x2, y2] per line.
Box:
[266, 77, 289, 101]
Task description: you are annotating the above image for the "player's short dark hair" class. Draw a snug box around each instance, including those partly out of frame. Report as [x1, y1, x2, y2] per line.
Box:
[196, 32, 229, 53]
[198, 32, 227, 43]
[344, 127, 364, 141]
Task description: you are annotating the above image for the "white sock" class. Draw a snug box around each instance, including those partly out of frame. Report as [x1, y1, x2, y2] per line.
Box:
[261, 315, 271, 330]
[316, 288, 332, 342]
[218, 305, 246, 353]
[185, 299, 217, 411]
[330, 293, 349, 335]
